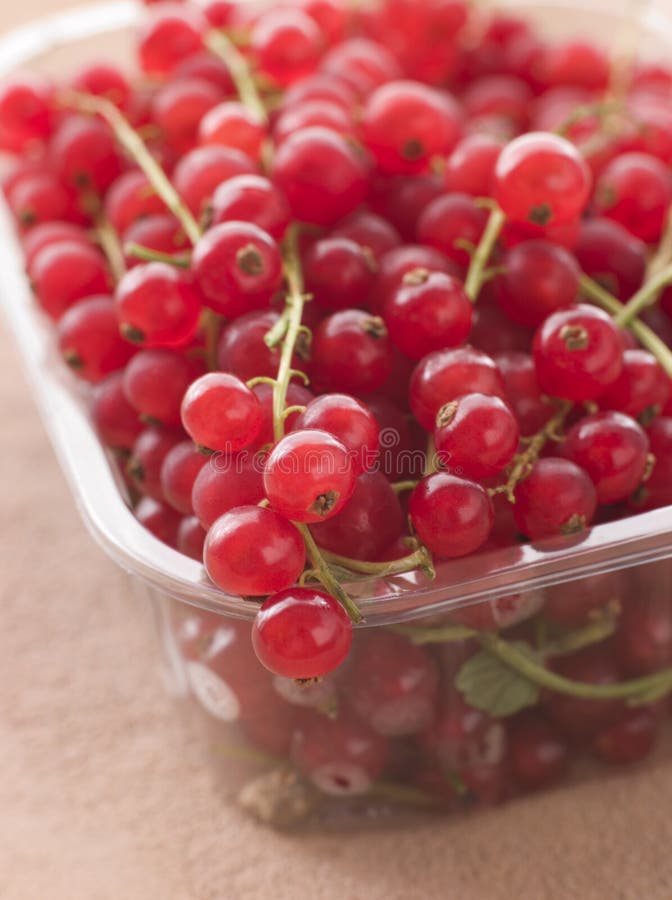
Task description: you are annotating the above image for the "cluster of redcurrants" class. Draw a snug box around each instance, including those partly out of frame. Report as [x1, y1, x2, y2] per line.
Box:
[4, 0, 672, 708]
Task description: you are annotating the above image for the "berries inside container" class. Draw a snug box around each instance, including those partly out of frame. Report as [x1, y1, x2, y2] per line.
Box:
[4, 0, 672, 830]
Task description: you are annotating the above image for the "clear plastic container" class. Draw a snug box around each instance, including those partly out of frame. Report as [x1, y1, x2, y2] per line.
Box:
[2, 0, 672, 829]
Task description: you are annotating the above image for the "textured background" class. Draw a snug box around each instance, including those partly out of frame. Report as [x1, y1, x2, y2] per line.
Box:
[3, 2, 672, 898]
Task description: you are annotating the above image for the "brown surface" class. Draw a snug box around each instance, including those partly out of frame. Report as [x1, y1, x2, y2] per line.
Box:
[3, 1, 672, 898]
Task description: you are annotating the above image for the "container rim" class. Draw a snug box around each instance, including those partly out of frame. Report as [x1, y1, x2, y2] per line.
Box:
[2, 0, 672, 626]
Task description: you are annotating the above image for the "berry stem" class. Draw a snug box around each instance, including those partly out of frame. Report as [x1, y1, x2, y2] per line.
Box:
[579, 274, 672, 377]
[320, 544, 435, 579]
[391, 480, 420, 494]
[464, 206, 507, 302]
[124, 242, 191, 268]
[497, 400, 572, 503]
[204, 30, 269, 124]
[389, 622, 477, 643]
[94, 210, 126, 282]
[272, 225, 311, 443]
[613, 261, 672, 327]
[541, 608, 618, 656]
[478, 631, 672, 703]
[295, 523, 364, 624]
[59, 90, 202, 245]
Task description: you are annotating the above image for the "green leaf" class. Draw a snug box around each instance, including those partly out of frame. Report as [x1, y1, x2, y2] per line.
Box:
[456, 642, 541, 717]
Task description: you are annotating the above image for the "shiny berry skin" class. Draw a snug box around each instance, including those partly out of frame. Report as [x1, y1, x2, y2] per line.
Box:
[533, 305, 624, 402]
[409, 472, 494, 558]
[138, 4, 206, 77]
[127, 427, 183, 501]
[434, 392, 519, 480]
[417, 193, 488, 270]
[495, 240, 580, 329]
[0, 74, 53, 152]
[7, 171, 72, 230]
[251, 9, 323, 87]
[192, 452, 265, 529]
[384, 269, 473, 360]
[332, 209, 402, 261]
[409, 346, 506, 431]
[192, 222, 283, 317]
[71, 62, 130, 108]
[57, 295, 134, 383]
[291, 710, 387, 796]
[199, 101, 267, 161]
[574, 218, 646, 301]
[508, 713, 569, 791]
[253, 383, 315, 448]
[264, 429, 356, 523]
[160, 441, 207, 514]
[495, 351, 552, 436]
[172, 145, 256, 217]
[345, 631, 438, 737]
[493, 132, 592, 226]
[151, 77, 222, 156]
[273, 99, 354, 146]
[115, 263, 202, 348]
[601, 350, 671, 421]
[544, 646, 623, 739]
[444, 133, 502, 196]
[90, 372, 143, 451]
[311, 310, 393, 395]
[104, 171, 165, 236]
[123, 349, 202, 427]
[371, 243, 458, 313]
[50, 117, 122, 194]
[362, 80, 461, 175]
[207, 174, 291, 239]
[635, 417, 672, 509]
[172, 51, 234, 95]
[122, 215, 187, 268]
[561, 411, 650, 505]
[322, 37, 401, 96]
[177, 516, 207, 560]
[310, 471, 404, 561]
[30, 241, 110, 320]
[135, 496, 181, 546]
[280, 72, 356, 113]
[295, 394, 380, 475]
[513, 457, 597, 540]
[538, 40, 610, 91]
[592, 709, 658, 766]
[181, 373, 263, 453]
[593, 152, 672, 243]
[252, 587, 353, 679]
[205, 506, 306, 596]
[616, 593, 672, 676]
[272, 127, 369, 226]
[22, 221, 90, 268]
[303, 237, 377, 311]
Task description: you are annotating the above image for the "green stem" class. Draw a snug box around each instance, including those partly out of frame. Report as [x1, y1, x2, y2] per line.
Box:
[295, 524, 363, 624]
[391, 480, 419, 495]
[60, 91, 202, 246]
[94, 211, 126, 281]
[124, 242, 191, 268]
[368, 780, 444, 809]
[614, 261, 672, 327]
[273, 226, 309, 443]
[542, 611, 618, 657]
[579, 274, 672, 378]
[479, 632, 672, 702]
[204, 30, 268, 124]
[464, 206, 507, 302]
[320, 545, 435, 579]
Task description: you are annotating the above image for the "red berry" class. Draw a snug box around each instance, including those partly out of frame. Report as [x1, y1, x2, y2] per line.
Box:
[71, 62, 130, 108]
[123, 349, 202, 427]
[91, 372, 144, 451]
[421, 690, 506, 772]
[616, 593, 672, 676]
[138, 4, 206, 77]
[193, 222, 283, 317]
[251, 9, 324, 87]
[434, 392, 520, 480]
[115, 263, 203, 348]
[331, 209, 402, 261]
[544, 646, 623, 739]
[105, 170, 165, 236]
[603, 350, 672, 421]
[205, 505, 306, 596]
[371, 243, 458, 313]
[7, 171, 72, 230]
[592, 709, 658, 765]
[152, 77, 222, 155]
[544, 571, 618, 628]
[252, 587, 353, 679]
[272, 127, 369, 226]
[199, 101, 267, 161]
[30, 240, 110, 320]
[192, 451, 265, 528]
[509, 713, 569, 790]
[310, 471, 404, 561]
[264, 428, 356, 523]
[311, 310, 393, 395]
[363, 80, 461, 175]
[51, 116, 122, 194]
[128, 427, 183, 500]
[295, 393, 379, 475]
[495, 240, 580, 329]
[160, 441, 207, 515]
[207, 174, 290, 238]
[561, 411, 650, 504]
[303, 237, 377, 312]
[417, 193, 488, 269]
[574, 218, 646, 301]
[172, 145, 256, 216]
[22, 221, 90, 268]
[513, 457, 597, 539]
[122, 215, 188, 267]
[384, 269, 473, 360]
[0, 74, 53, 151]
[409, 472, 494, 558]
[462, 74, 532, 131]
[181, 372, 263, 453]
[291, 710, 387, 795]
[410, 346, 506, 431]
[135, 496, 181, 546]
[493, 132, 592, 226]
[495, 351, 552, 436]
[593, 152, 672, 243]
[444, 133, 503, 197]
[538, 40, 609, 91]
[57, 295, 134, 383]
[274, 99, 354, 146]
[533, 305, 624, 402]
[217, 309, 307, 383]
[176, 515, 207, 560]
